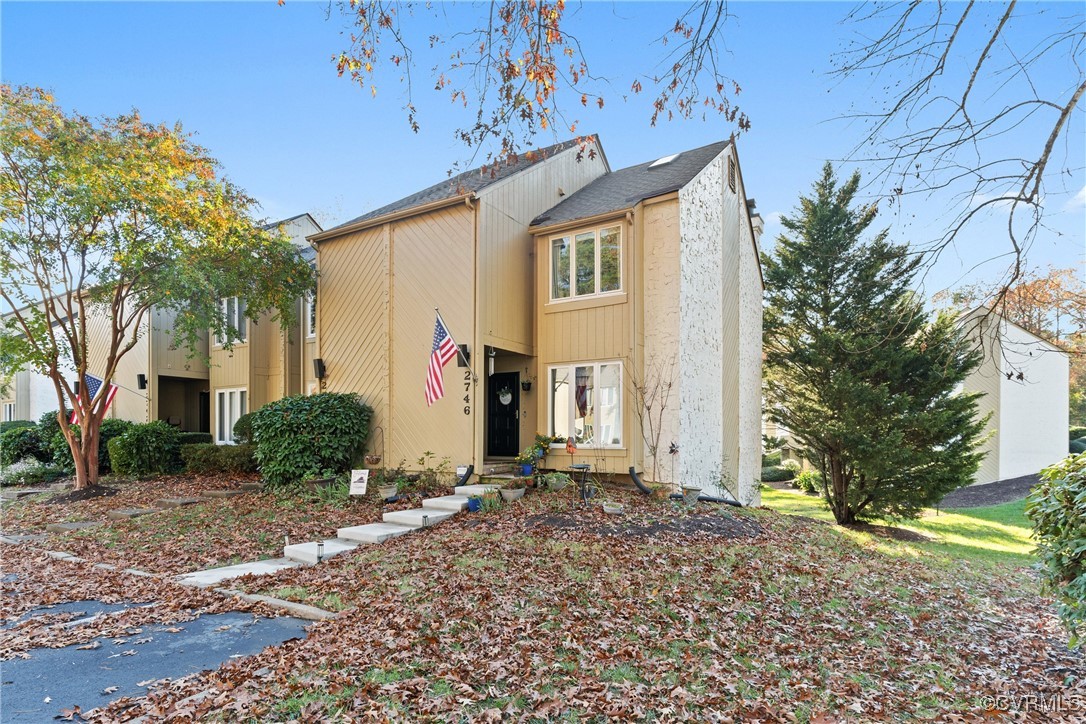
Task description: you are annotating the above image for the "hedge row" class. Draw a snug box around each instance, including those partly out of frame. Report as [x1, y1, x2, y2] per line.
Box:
[181, 443, 257, 474]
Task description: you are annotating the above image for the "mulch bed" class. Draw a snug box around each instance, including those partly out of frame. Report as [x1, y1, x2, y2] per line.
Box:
[46, 485, 120, 505]
[524, 510, 762, 539]
[938, 473, 1040, 508]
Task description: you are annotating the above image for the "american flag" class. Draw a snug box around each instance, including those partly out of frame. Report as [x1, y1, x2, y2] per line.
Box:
[425, 314, 459, 406]
[70, 373, 119, 424]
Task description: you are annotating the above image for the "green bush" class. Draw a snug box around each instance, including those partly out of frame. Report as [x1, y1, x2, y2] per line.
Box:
[50, 418, 133, 474]
[0, 420, 35, 433]
[762, 450, 782, 467]
[1071, 439, 1086, 455]
[0, 426, 50, 465]
[0, 459, 66, 487]
[37, 410, 66, 459]
[232, 412, 255, 444]
[177, 432, 213, 446]
[107, 421, 181, 477]
[181, 443, 258, 474]
[761, 465, 795, 483]
[250, 393, 373, 487]
[1027, 453, 1086, 647]
[1071, 426, 1086, 441]
[794, 470, 823, 495]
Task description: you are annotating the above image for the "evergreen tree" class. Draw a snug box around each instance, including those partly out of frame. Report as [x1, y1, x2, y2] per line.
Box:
[763, 163, 987, 525]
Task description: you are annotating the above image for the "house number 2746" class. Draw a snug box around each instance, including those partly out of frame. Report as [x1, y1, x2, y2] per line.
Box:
[463, 372, 471, 415]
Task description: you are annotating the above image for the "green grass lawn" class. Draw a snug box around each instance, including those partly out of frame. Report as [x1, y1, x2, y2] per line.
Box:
[760, 486, 1036, 570]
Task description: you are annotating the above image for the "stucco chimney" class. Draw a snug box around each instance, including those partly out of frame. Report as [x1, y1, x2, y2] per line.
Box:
[750, 212, 764, 246]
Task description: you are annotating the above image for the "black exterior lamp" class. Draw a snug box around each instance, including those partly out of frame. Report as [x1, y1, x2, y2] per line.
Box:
[313, 358, 326, 380]
[521, 380, 532, 392]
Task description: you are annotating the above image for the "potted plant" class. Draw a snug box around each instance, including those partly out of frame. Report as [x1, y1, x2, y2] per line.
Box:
[466, 494, 483, 512]
[543, 472, 572, 492]
[514, 446, 537, 476]
[500, 478, 527, 502]
[370, 468, 398, 500]
[682, 485, 702, 506]
[305, 468, 338, 492]
[602, 500, 624, 515]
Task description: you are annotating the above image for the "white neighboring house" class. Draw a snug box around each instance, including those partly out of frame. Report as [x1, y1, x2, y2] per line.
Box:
[961, 308, 1070, 485]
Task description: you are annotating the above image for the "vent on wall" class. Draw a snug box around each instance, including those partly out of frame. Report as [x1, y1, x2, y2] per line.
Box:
[727, 157, 737, 192]
[648, 153, 680, 169]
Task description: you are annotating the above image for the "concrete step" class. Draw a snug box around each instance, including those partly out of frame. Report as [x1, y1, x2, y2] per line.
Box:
[454, 484, 502, 496]
[176, 557, 302, 587]
[45, 521, 101, 534]
[154, 497, 204, 509]
[337, 522, 416, 544]
[283, 538, 359, 565]
[383, 508, 456, 528]
[106, 508, 157, 521]
[421, 495, 471, 512]
[203, 489, 245, 499]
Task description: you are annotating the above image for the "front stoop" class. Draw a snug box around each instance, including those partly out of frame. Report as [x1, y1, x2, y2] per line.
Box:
[176, 557, 302, 587]
[337, 523, 415, 544]
[283, 538, 360, 565]
[382, 508, 456, 528]
[421, 495, 471, 512]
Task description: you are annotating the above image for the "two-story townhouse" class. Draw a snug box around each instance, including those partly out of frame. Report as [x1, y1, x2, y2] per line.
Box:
[309, 138, 609, 468]
[209, 213, 322, 443]
[529, 140, 764, 503]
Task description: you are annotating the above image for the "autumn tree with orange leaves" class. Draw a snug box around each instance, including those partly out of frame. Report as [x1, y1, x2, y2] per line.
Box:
[0, 86, 315, 490]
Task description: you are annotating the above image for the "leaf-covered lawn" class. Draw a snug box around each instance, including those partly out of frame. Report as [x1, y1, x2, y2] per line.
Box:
[67, 486, 1080, 722]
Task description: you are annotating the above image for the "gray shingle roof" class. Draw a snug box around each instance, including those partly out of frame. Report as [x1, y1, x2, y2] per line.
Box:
[531, 140, 731, 227]
[324, 138, 590, 234]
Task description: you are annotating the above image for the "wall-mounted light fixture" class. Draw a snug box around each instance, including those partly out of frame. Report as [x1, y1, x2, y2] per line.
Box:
[137, 374, 148, 390]
[313, 358, 326, 380]
[457, 344, 471, 367]
[521, 380, 532, 392]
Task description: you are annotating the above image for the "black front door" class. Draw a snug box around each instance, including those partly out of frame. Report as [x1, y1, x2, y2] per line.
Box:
[486, 372, 520, 457]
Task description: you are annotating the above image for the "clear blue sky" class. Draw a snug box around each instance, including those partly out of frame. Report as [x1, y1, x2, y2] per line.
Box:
[3, 1, 1082, 296]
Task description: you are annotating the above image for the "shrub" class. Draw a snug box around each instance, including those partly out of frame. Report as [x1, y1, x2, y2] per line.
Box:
[781, 459, 802, 472]
[178, 432, 213, 446]
[1027, 453, 1086, 647]
[232, 412, 255, 444]
[0, 420, 35, 433]
[249, 393, 373, 487]
[794, 470, 823, 495]
[50, 418, 133, 473]
[36, 410, 65, 459]
[761, 465, 795, 483]
[762, 450, 782, 467]
[0, 426, 49, 465]
[1071, 426, 1086, 441]
[1071, 439, 1086, 455]
[107, 421, 181, 477]
[181, 443, 258, 474]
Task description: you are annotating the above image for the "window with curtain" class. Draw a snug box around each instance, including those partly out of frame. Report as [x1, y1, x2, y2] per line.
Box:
[548, 361, 622, 446]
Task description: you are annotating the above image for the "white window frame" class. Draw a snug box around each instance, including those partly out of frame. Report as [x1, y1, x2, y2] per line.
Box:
[214, 296, 247, 347]
[547, 361, 623, 448]
[2, 402, 14, 422]
[306, 294, 316, 339]
[215, 387, 248, 444]
[548, 224, 622, 302]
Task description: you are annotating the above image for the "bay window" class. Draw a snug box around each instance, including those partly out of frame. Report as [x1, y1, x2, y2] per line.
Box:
[548, 361, 622, 447]
[550, 224, 621, 301]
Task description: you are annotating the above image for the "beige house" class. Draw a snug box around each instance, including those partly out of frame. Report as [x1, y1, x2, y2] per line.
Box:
[312, 137, 763, 503]
[209, 213, 321, 443]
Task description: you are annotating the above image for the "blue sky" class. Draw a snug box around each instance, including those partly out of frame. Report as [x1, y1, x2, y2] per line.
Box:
[3, 1, 1082, 296]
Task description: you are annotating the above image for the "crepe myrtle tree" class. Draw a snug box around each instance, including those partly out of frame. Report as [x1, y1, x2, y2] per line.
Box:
[763, 163, 988, 525]
[0, 86, 315, 490]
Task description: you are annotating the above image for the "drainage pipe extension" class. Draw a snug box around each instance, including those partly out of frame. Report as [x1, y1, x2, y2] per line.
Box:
[629, 466, 743, 507]
[457, 465, 475, 487]
[628, 467, 654, 496]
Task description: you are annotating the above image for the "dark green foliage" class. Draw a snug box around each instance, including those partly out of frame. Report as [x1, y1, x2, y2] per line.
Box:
[1026, 453, 1086, 647]
[180, 443, 258, 474]
[107, 421, 181, 477]
[763, 163, 987, 525]
[232, 412, 255, 444]
[37, 410, 65, 456]
[177, 432, 213, 445]
[1071, 439, 1086, 455]
[762, 450, 782, 467]
[50, 418, 133, 474]
[0, 426, 49, 465]
[249, 393, 373, 487]
[760, 466, 795, 483]
[0, 420, 35, 433]
[1070, 426, 1086, 441]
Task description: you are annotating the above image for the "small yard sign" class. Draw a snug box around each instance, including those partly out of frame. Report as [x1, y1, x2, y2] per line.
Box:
[349, 469, 369, 496]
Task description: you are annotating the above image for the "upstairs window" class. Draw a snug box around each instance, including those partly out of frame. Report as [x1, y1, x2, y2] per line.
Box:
[306, 294, 316, 339]
[215, 296, 247, 345]
[550, 225, 621, 301]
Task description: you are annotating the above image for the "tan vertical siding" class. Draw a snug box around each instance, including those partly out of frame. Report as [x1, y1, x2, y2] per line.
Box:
[318, 225, 391, 458]
[83, 303, 149, 423]
[150, 307, 209, 379]
[477, 144, 608, 352]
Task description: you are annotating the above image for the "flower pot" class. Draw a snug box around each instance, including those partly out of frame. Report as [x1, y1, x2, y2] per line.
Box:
[378, 484, 398, 500]
[500, 487, 525, 503]
[466, 497, 482, 512]
[682, 486, 702, 506]
[307, 477, 336, 492]
[518, 463, 534, 476]
[548, 477, 569, 493]
[364, 455, 382, 467]
[602, 501, 624, 515]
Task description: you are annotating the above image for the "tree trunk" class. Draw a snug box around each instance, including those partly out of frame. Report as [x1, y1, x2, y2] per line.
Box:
[66, 418, 100, 491]
[829, 456, 854, 525]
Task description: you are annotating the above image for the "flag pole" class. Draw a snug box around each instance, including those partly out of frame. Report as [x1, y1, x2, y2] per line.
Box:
[435, 307, 478, 384]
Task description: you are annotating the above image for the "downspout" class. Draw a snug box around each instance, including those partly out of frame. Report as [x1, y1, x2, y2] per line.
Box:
[628, 467, 742, 507]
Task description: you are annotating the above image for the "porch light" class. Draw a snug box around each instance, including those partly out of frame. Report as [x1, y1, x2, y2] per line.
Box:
[313, 358, 326, 380]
